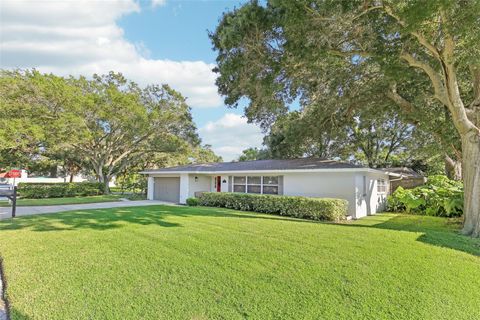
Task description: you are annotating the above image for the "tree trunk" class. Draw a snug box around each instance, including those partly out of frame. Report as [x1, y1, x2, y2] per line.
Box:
[103, 175, 111, 194]
[69, 173, 74, 183]
[93, 166, 108, 194]
[444, 155, 462, 180]
[461, 132, 480, 237]
[49, 165, 58, 178]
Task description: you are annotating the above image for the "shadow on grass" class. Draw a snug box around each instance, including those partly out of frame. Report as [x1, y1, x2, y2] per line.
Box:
[0, 205, 296, 233]
[6, 308, 31, 320]
[0, 205, 478, 257]
[343, 214, 480, 257]
[0, 206, 186, 232]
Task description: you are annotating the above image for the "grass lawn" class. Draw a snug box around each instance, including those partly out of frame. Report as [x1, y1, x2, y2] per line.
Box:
[0, 206, 479, 319]
[0, 195, 128, 207]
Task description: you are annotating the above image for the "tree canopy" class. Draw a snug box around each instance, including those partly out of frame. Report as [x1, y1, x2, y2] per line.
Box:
[0, 70, 221, 191]
[211, 0, 480, 236]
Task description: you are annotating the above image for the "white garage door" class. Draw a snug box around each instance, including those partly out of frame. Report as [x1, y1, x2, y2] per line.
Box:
[154, 177, 180, 203]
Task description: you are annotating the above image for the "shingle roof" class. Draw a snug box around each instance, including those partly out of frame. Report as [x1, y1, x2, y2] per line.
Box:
[379, 167, 424, 178]
[141, 158, 365, 173]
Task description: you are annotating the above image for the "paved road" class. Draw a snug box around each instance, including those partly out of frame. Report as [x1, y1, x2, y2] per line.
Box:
[0, 200, 175, 220]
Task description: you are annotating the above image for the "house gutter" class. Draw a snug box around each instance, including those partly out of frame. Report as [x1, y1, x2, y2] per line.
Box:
[388, 175, 404, 182]
[140, 168, 391, 175]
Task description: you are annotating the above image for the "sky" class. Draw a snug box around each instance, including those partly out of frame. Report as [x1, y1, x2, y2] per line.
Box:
[0, 0, 264, 161]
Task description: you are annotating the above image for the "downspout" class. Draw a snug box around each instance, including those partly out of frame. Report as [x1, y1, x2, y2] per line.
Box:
[387, 174, 404, 194]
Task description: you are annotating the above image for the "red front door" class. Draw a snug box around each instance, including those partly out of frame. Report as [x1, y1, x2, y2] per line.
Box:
[216, 176, 221, 192]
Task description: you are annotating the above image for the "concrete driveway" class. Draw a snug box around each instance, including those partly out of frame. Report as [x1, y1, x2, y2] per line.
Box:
[0, 200, 175, 220]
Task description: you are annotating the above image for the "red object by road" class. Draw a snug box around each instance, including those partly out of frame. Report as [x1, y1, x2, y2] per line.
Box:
[5, 170, 21, 178]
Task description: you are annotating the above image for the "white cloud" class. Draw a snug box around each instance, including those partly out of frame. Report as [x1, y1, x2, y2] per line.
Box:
[0, 0, 222, 108]
[151, 0, 167, 8]
[199, 113, 264, 161]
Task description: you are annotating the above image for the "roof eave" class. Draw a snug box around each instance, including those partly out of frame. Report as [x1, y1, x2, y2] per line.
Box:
[140, 168, 389, 175]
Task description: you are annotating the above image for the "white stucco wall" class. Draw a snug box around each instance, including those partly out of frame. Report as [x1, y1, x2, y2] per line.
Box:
[354, 171, 390, 218]
[146, 170, 390, 217]
[188, 174, 211, 198]
[179, 173, 189, 204]
[147, 177, 154, 200]
[282, 172, 357, 217]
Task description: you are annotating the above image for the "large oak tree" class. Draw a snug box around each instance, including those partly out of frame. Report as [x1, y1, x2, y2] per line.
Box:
[211, 0, 480, 236]
[0, 70, 216, 192]
[70, 72, 201, 193]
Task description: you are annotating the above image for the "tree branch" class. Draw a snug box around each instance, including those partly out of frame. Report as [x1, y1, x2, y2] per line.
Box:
[382, 5, 442, 61]
[438, 27, 478, 134]
[467, 65, 480, 127]
[400, 52, 449, 106]
[386, 83, 418, 120]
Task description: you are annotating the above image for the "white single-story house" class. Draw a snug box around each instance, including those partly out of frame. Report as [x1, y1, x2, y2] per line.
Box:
[141, 158, 400, 219]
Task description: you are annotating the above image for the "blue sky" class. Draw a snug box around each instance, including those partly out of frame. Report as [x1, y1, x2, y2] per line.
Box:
[0, 0, 264, 161]
[119, 0, 246, 128]
[120, 1, 234, 62]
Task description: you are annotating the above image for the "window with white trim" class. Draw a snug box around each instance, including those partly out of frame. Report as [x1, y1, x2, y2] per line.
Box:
[262, 176, 279, 194]
[247, 176, 261, 193]
[233, 176, 279, 195]
[233, 176, 246, 192]
[377, 179, 387, 194]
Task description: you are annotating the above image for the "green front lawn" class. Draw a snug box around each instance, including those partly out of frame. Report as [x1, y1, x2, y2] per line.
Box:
[0, 195, 125, 207]
[0, 207, 479, 319]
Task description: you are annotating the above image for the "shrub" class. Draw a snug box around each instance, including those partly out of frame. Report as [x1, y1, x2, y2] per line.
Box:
[18, 182, 104, 199]
[198, 192, 348, 221]
[115, 173, 147, 194]
[387, 175, 463, 217]
[186, 197, 200, 206]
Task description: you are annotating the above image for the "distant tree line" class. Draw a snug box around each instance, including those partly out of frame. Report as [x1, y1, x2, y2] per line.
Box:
[0, 70, 221, 193]
[237, 108, 445, 176]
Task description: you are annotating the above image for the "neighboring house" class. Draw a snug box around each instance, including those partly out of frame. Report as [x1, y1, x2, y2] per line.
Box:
[0, 169, 90, 186]
[141, 158, 399, 219]
[380, 167, 426, 193]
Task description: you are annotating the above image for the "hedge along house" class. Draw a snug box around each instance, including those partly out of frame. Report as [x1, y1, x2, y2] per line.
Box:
[141, 158, 398, 219]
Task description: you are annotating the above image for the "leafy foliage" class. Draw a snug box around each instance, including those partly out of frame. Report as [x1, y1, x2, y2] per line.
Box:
[209, 1, 469, 170]
[387, 175, 464, 217]
[0, 70, 84, 168]
[18, 182, 104, 199]
[186, 197, 200, 206]
[211, 0, 480, 235]
[237, 147, 270, 161]
[0, 70, 221, 193]
[198, 192, 348, 221]
[71, 72, 200, 192]
[115, 172, 147, 194]
[263, 108, 433, 168]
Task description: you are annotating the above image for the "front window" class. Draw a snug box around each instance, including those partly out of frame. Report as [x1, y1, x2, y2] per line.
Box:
[233, 184, 246, 192]
[263, 186, 278, 195]
[263, 176, 278, 185]
[233, 176, 246, 192]
[262, 176, 279, 194]
[232, 176, 280, 195]
[247, 176, 261, 194]
[234, 176, 246, 184]
[377, 179, 387, 194]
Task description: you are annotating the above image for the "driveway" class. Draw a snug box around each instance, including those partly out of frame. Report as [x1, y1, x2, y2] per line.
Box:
[0, 200, 176, 220]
